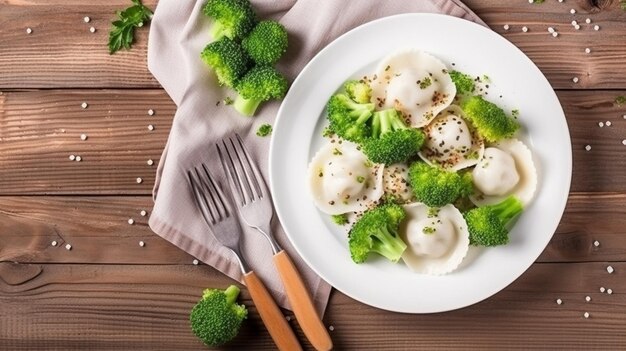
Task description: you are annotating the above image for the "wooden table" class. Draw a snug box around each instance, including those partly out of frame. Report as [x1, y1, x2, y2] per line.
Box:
[1, 1, 625, 349]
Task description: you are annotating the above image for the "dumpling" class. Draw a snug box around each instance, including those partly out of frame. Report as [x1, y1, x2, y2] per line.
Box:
[400, 203, 470, 275]
[418, 105, 485, 171]
[470, 138, 537, 206]
[383, 163, 414, 204]
[370, 49, 456, 128]
[308, 140, 384, 215]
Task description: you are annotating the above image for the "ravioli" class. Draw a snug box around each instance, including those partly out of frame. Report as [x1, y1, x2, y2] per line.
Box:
[400, 203, 470, 275]
[307, 140, 384, 215]
[383, 163, 414, 204]
[370, 49, 456, 127]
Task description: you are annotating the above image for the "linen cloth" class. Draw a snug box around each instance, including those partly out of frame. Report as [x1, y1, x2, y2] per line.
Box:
[147, 0, 485, 314]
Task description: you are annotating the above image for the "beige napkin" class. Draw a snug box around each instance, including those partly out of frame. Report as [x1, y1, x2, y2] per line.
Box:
[147, 0, 484, 314]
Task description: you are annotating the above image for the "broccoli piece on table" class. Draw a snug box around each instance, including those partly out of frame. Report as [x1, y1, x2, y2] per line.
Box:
[463, 195, 523, 246]
[361, 109, 425, 164]
[201, 38, 250, 87]
[256, 123, 272, 137]
[331, 214, 349, 226]
[344, 80, 372, 104]
[408, 162, 473, 207]
[326, 93, 375, 142]
[203, 0, 256, 40]
[242, 20, 288, 65]
[449, 70, 475, 95]
[190, 285, 247, 347]
[349, 203, 407, 263]
[461, 95, 520, 142]
[233, 66, 288, 116]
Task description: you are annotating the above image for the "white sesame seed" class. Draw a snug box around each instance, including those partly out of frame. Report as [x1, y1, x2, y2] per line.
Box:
[600, 287, 606, 293]
[193, 259, 199, 265]
[139, 241, 145, 247]
[599, 122, 604, 127]
[607, 265, 614, 274]
[148, 124, 154, 131]
[585, 48, 591, 54]
[84, 16, 90, 23]
[570, 9, 576, 14]
[585, 296, 591, 302]
[548, 27, 555, 33]
[65, 243, 72, 250]
[575, 24, 581, 30]
[128, 218, 135, 225]
[329, 325, 335, 331]
[623, 114, 626, 119]
[594, 25, 600, 31]
[140, 210, 147, 216]
[147, 159, 154, 166]
[572, 77, 579, 83]
[622, 139, 626, 146]
[81, 102, 88, 109]
[585, 18, 591, 24]
[148, 109, 155, 116]
[75, 155, 82, 162]
[607, 288, 613, 294]
[594, 240, 600, 247]
[558, 0, 563, 2]
[583, 312, 590, 319]
[51, 240, 58, 247]
[606, 121, 612, 126]
[89, 26, 96, 33]
[585, 145, 591, 151]
[26, 28, 33, 34]
[69, 155, 76, 161]
[136, 177, 143, 184]
[528, 0, 533, 3]
[571, 20, 577, 26]
[522, 26, 528, 32]
[556, 298, 563, 305]
[80, 134, 87, 141]
[286, 316, 291, 321]
[552, 32, 559, 37]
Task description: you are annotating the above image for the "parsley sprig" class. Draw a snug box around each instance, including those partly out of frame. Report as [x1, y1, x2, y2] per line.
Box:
[108, 0, 153, 54]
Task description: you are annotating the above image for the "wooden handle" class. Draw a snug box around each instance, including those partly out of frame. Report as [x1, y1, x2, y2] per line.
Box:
[243, 270, 302, 351]
[274, 250, 333, 351]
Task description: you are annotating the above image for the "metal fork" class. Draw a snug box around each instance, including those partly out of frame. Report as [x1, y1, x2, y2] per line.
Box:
[217, 134, 333, 351]
[187, 163, 301, 351]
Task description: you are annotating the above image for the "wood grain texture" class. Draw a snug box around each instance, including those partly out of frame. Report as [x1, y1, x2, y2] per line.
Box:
[1, 89, 626, 194]
[0, 262, 624, 350]
[1, 1, 626, 88]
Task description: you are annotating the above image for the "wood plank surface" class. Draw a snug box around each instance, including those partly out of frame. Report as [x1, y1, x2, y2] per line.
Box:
[1, 262, 624, 350]
[1, 89, 626, 194]
[1, 1, 626, 89]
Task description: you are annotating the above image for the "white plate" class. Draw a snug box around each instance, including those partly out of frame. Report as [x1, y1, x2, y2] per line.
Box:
[269, 13, 571, 313]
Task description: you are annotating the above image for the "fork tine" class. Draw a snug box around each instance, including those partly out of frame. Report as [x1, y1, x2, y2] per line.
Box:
[225, 137, 255, 204]
[201, 163, 230, 219]
[234, 133, 264, 198]
[217, 140, 246, 207]
[188, 169, 217, 225]
[228, 135, 260, 201]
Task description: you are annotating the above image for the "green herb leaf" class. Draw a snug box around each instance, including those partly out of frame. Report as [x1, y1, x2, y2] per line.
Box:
[108, 0, 153, 54]
[256, 124, 273, 137]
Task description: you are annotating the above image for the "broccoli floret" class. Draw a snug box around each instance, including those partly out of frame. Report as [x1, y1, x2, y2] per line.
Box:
[408, 162, 473, 207]
[463, 195, 523, 246]
[203, 0, 256, 40]
[256, 123, 272, 137]
[331, 214, 349, 225]
[461, 96, 520, 142]
[348, 203, 407, 263]
[326, 93, 375, 142]
[449, 70, 475, 95]
[344, 80, 372, 104]
[361, 109, 424, 164]
[190, 285, 247, 347]
[201, 38, 250, 87]
[233, 66, 288, 116]
[242, 20, 288, 65]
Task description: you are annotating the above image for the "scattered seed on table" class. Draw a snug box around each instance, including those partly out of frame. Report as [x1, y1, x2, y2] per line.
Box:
[81, 102, 88, 109]
[607, 288, 613, 294]
[522, 26, 528, 32]
[600, 287, 606, 293]
[594, 25, 600, 31]
[80, 134, 87, 141]
[607, 265, 614, 274]
[552, 32, 559, 38]
[147, 159, 154, 166]
[286, 316, 291, 321]
[139, 241, 145, 247]
[548, 27, 555, 33]
[594, 240, 600, 247]
[51, 240, 58, 247]
[572, 77, 578, 83]
[585, 145, 591, 151]
[585, 18, 591, 24]
[571, 20, 577, 26]
[75, 156, 82, 162]
[503, 24, 510, 30]
[556, 298, 563, 305]
[574, 24, 581, 30]
[148, 124, 154, 131]
[583, 312, 590, 319]
[69, 155, 76, 161]
[585, 48, 591, 54]
[128, 218, 135, 225]
[622, 139, 626, 146]
[26, 28, 33, 34]
[89, 26, 96, 33]
[585, 296, 591, 302]
[148, 109, 155, 116]
[65, 243, 72, 250]
[598, 122, 604, 127]
[558, 0, 563, 2]
[528, 0, 533, 3]
[623, 114, 626, 119]
[606, 121, 611, 126]
[329, 326, 335, 331]
[136, 177, 143, 184]
[84, 16, 90, 23]
[570, 9, 576, 14]
[140, 210, 147, 216]
[193, 259, 199, 265]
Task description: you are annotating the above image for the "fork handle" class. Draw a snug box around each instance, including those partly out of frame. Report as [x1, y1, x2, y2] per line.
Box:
[243, 270, 302, 351]
[273, 250, 333, 351]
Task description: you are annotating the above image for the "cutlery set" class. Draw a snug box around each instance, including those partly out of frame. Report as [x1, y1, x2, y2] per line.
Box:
[187, 134, 332, 351]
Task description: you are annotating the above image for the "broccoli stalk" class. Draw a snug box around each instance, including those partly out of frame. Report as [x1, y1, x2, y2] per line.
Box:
[326, 93, 375, 142]
[201, 38, 250, 88]
[408, 161, 473, 207]
[203, 0, 256, 40]
[190, 285, 248, 347]
[233, 66, 288, 116]
[344, 80, 372, 104]
[463, 195, 523, 246]
[349, 203, 407, 263]
[242, 20, 288, 65]
[361, 109, 425, 165]
[461, 95, 520, 142]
